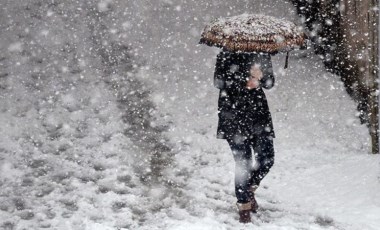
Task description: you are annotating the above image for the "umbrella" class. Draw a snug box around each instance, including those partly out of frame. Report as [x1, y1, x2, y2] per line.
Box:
[199, 14, 307, 67]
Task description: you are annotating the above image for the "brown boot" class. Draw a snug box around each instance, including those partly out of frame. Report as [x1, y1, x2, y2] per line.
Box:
[236, 202, 251, 223]
[249, 185, 259, 213]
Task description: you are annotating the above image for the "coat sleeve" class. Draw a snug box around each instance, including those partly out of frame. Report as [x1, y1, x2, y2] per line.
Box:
[260, 55, 275, 89]
[213, 52, 236, 90]
[214, 52, 227, 89]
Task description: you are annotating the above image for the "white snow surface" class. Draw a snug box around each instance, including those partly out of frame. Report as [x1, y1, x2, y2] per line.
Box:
[0, 0, 379, 230]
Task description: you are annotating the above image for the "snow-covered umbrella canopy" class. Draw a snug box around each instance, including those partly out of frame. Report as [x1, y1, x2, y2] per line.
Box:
[200, 13, 306, 53]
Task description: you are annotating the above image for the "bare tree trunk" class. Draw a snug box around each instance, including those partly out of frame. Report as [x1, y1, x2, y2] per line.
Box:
[340, 0, 379, 154]
[368, 0, 379, 153]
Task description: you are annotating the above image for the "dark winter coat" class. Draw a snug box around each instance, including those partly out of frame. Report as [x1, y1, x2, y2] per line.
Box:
[214, 51, 275, 140]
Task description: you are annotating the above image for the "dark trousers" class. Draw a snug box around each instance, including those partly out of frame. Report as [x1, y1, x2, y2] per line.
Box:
[227, 136, 274, 203]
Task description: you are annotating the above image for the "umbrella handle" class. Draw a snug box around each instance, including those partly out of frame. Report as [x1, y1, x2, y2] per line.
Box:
[284, 51, 289, 69]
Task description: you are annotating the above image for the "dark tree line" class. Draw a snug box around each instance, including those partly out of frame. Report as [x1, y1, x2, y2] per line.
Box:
[290, 0, 379, 154]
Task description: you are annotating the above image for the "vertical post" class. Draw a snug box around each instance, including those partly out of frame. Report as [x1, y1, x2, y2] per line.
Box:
[368, 0, 379, 154]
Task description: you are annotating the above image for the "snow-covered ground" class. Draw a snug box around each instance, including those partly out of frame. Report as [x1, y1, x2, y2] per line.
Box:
[0, 0, 379, 229]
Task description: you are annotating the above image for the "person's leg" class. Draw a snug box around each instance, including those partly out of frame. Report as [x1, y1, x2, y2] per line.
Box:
[227, 137, 253, 223]
[250, 136, 275, 187]
[226, 138, 253, 204]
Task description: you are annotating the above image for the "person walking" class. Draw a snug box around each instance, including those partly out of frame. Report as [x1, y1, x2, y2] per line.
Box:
[214, 50, 275, 223]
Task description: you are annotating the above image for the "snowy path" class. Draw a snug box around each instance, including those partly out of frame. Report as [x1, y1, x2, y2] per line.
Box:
[143, 50, 380, 230]
[0, 0, 379, 229]
[138, 0, 380, 229]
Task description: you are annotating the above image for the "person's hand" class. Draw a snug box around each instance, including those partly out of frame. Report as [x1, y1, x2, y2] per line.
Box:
[246, 77, 260, 89]
[250, 64, 263, 80]
[246, 64, 262, 89]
